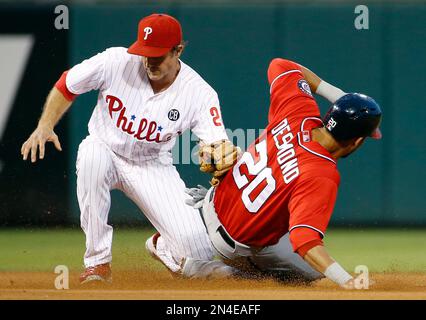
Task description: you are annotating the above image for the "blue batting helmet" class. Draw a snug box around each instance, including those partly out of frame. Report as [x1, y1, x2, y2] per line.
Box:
[323, 93, 382, 141]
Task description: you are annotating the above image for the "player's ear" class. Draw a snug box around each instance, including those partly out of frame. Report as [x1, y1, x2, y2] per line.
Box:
[174, 45, 184, 58]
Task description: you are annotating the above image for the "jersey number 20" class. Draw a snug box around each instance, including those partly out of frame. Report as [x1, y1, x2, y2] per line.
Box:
[232, 139, 276, 213]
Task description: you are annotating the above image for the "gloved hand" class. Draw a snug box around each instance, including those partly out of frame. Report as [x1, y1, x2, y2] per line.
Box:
[198, 139, 242, 186]
[185, 185, 209, 209]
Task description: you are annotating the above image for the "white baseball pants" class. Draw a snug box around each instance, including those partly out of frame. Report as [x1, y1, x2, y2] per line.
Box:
[199, 187, 323, 282]
[76, 136, 213, 268]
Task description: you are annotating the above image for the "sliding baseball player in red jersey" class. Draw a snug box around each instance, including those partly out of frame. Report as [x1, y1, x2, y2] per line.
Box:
[186, 58, 382, 288]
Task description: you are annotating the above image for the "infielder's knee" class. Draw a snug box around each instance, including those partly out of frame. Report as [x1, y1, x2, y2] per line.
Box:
[77, 147, 113, 191]
[178, 232, 213, 260]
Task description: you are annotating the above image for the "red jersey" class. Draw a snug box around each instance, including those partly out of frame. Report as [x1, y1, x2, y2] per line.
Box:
[214, 59, 340, 252]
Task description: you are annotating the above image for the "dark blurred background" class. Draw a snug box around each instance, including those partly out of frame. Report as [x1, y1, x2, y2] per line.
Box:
[0, 0, 425, 227]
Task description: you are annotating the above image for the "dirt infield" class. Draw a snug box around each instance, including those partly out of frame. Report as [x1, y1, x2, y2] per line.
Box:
[0, 270, 425, 300]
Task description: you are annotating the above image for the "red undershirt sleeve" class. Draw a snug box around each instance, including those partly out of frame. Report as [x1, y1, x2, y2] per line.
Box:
[54, 71, 77, 101]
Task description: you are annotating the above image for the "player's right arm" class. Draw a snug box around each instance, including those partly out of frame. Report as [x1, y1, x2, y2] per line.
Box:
[288, 175, 359, 289]
[21, 49, 109, 162]
[303, 244, 357, 289]
[191, 89, 241, 185]
[21, 87, 71, 162]
[290, 222, 357, 289]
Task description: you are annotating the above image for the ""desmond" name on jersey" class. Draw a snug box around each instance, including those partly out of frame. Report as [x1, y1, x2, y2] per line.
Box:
[271, 118, 300, 184]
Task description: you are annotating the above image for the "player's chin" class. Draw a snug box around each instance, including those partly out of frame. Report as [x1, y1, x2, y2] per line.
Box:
[147, 71, 163, 81]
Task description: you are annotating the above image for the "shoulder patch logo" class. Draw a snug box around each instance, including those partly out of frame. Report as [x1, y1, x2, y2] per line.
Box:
[168, 109, 180, 121]
[298, 79, 312, 96]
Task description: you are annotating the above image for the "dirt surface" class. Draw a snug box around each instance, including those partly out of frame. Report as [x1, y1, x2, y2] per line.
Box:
[0, 271, 425, 300]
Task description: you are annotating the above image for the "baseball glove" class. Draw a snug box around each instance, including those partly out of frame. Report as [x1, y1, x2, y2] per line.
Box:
[199, 139, 242, 186]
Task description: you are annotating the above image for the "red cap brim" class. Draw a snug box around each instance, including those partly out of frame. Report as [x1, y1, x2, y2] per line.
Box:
[127, 42, 171, 57]
[370, 127, 382, 140]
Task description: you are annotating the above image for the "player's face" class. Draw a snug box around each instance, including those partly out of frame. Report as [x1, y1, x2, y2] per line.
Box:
[143, 46, 183, 82]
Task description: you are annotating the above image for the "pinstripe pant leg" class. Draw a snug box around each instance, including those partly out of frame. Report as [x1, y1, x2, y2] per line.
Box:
[76, 137, 117, 267]
[121, 161, 213, 266]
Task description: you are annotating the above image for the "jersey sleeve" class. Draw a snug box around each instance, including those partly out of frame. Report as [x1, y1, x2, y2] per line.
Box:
[268, 58, 303, 87]
[287, 176, 339, 253]
[267, 58, 319, 122]
[65, 49, 109, 95]
[191, 90, 229, 144]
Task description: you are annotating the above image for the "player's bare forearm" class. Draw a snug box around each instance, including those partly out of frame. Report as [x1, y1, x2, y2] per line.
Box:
[298, 65, 322, 93]
[303, 245, 356, 289]
[21, 87, 72, 162]
[38, 87, 73, 129]
[303, 245, 335, 273]
[298, 62, 346, 103]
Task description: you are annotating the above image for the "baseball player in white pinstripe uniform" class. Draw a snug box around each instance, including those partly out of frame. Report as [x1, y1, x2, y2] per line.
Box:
[21, 13, 239, 283]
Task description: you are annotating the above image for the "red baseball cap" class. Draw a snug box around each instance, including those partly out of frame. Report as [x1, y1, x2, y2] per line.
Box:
[128, 13, 182, 57]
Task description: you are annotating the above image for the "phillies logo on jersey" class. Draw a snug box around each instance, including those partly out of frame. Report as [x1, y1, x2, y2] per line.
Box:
[105, 95, 172, 143]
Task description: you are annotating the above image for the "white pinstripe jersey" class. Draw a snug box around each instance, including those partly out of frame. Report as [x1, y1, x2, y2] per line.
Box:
[66, 47, 228, 162]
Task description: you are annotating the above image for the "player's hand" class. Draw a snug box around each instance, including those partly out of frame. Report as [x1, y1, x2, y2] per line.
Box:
[185, 185, 209, 209]
[199, 139, 242, 186]
[21, 125, 62, 162]
[342, 273, 368, 290]
[341, 278, 356, 290]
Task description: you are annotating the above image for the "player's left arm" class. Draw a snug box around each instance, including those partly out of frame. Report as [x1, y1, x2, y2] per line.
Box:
[191, 90, 241, 186]
[268, 58, 346, 103]
[297, 63, 346, 103]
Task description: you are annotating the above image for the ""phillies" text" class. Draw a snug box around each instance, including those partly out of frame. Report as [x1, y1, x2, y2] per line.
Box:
[106, 95, 172, 143]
